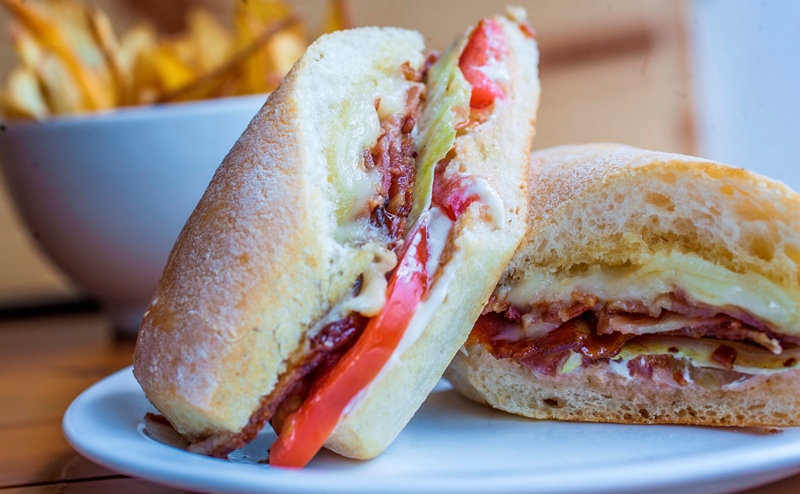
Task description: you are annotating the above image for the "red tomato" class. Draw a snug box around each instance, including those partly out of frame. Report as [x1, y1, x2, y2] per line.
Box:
[431, 170, 480, 221]
[459, 18, 508, 109]
[268, 223, 430, 468]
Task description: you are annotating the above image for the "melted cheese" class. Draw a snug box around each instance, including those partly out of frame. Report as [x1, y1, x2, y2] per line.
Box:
[615, 336, 800, 376]
[503, 251, 800, 334]
[341, 248, 397, 318]
[329, 74, 422, 228]
[376, 79, 422, 120]
[345, 207, 459, 414]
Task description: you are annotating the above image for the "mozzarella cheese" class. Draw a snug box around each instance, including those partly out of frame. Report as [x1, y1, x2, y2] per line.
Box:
[502, 251, 800, 334]
[341, 248, 397, 318]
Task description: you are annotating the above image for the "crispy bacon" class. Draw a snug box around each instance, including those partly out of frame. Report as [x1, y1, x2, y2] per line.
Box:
[372, 114, 416, 216]
[557, 292, 599, 321]
[367, 86, 424, 244]
[601, 311, 782, 354]
[711, 345, 738, 370]
[483, 294, 510, 315]
[473, 312, 633, 375]
[505, 304, 524, 323]
[189, 313, 368, 458]
[472, 290, 786, 378]
[605, 298, 659, 316]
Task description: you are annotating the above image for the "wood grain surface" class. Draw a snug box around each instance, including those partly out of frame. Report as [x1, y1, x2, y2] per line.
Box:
[0, 313, 196, 492]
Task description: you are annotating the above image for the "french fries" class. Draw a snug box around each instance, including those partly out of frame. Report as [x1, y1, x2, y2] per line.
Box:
[0, 0, 354, 119]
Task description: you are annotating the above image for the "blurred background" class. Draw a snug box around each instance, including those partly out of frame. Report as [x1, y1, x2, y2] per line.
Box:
[0, 0, 795, 326]
[0, 0, 697, 320]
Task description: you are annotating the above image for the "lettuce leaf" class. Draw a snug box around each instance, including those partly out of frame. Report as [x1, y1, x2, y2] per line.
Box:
[558, 350, 583, 374]
[407, 38, 471, 230]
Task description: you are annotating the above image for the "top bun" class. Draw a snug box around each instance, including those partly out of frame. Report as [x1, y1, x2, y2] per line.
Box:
[505, 143, 800, 290]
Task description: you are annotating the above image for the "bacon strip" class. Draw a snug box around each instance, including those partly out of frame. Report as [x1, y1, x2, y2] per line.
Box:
[472, 312, 632, 375]
[368, 85, 423, 245]
[473, 291, 787, 377]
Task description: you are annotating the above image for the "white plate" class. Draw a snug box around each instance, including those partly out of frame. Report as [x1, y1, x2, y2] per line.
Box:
[64, 367, 800, 494]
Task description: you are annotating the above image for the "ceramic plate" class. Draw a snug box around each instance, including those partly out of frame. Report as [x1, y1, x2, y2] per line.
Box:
[63, 367, 800, 494]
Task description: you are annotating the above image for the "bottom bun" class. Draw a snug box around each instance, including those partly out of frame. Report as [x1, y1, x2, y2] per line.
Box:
[446, 343, 800, 427]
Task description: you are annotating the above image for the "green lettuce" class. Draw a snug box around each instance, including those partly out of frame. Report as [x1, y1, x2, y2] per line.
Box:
[558, 350, 583, 375]
[406, 38, 471, 230]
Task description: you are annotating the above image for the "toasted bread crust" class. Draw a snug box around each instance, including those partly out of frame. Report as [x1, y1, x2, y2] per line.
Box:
[505, 143, 800, 289]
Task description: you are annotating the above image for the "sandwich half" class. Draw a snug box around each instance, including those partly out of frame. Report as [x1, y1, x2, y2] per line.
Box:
[134, 9, 540, 467]
[447, 143, 800, 427]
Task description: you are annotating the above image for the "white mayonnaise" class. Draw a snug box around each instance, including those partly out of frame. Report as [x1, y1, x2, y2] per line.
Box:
[463, 177, 505, 227]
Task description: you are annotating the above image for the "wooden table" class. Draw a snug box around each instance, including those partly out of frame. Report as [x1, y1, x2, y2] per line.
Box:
[0, 310, 798, 493]
[0, 312, 188, 493]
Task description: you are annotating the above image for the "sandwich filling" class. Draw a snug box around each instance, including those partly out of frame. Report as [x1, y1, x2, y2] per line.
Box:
[266, 18, 512, 468]
[188, 17, 519, 467]
[469, 252, 800, 388]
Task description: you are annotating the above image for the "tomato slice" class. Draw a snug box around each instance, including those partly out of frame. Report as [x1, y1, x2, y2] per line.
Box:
[268, 222, 430, 468]
[432, 169, 480, 221]
[459, 18, 508, 109]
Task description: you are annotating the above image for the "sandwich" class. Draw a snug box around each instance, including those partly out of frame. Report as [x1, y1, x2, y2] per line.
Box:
[133, 8, 540, 468]
[446, 143, 800, 427]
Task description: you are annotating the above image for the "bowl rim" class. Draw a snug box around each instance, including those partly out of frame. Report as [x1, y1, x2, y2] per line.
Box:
[1, 93, 268, 130]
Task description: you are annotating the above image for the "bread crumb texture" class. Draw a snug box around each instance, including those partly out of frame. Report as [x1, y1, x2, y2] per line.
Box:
[447, 344, 800, 427]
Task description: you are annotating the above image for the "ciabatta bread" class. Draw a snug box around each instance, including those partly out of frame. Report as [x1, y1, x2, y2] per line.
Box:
[135, 10, 540, 463]
[446, 143, 800, 427]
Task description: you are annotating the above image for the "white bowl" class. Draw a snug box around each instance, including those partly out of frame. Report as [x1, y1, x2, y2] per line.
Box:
[0, 94, 266, 333]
